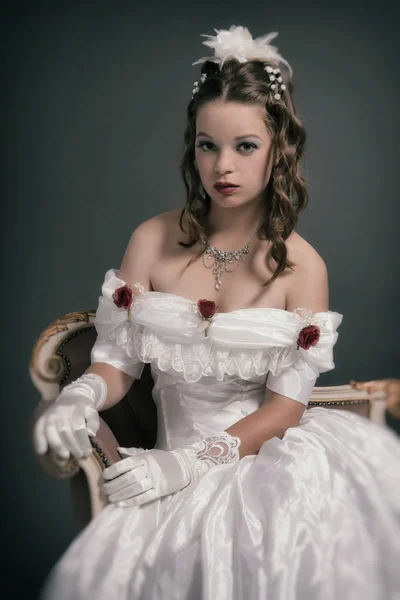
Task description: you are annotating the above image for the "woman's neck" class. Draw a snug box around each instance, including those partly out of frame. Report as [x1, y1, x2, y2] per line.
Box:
[205, 201, 264, 250]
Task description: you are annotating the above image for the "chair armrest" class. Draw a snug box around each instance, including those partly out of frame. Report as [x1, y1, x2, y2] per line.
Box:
[31, 401, 121, 478]
[350, 378, 400, 423]
[75, 417, 121, 520]
[31, 403, 122, 520]
[31, 401, 80, 479]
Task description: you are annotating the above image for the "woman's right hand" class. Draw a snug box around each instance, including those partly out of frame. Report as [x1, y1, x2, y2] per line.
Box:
[32, 373, 107, 460]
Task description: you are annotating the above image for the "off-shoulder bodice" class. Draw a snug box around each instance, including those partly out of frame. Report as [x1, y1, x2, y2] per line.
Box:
[93, 268, 342, 384]
[91, 269, 343, 449]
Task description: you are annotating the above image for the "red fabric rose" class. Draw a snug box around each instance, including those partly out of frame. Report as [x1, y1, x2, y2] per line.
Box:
[297, 325, 320, 350]
[112, 285, 133, 310]
[197, 299, 218, 319]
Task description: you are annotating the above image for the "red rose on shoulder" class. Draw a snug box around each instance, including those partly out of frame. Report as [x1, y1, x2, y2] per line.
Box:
[197, 299, 218, 319]
[112, 285, 133, 310]
[297, 325, 320, 350]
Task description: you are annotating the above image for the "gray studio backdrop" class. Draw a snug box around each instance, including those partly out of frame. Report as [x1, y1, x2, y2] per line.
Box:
[2, 1, 398, 596]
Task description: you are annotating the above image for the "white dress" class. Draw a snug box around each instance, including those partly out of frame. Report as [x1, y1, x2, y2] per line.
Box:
[41, 269, 400, 600]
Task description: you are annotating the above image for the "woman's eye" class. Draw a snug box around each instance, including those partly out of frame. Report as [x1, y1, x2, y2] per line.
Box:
[197, 142, 214, 152]
[196, 142, 257, 153]
[238, 142, 257, 152]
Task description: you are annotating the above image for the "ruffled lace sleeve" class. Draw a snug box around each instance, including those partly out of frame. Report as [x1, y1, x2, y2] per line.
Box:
[266, 309, 343, 406]
[90, 269, 146, 379]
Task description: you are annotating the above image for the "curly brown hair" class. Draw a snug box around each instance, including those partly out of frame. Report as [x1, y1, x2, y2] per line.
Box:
[178, 58, 309, 288]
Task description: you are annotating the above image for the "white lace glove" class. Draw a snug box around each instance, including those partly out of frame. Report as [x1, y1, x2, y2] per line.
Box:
[33, 373, 107, 460]
[102, 431, 241, 507]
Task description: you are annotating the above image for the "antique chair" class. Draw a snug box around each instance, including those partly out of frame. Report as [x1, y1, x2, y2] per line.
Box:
[30, 310, 400, 531]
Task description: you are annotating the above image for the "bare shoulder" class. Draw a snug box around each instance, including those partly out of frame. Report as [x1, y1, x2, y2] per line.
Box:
[164, 206, 186, 231]
[134, 207, 181, 236]
[286, 231, 327, 275]
[119, 210, 172, 290]
[285, 231, 329, 312]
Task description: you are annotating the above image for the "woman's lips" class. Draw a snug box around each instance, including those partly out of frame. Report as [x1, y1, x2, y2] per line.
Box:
[214, 185, 240, 195]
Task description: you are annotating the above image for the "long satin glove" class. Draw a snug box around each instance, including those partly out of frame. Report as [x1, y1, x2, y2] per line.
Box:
[102, 431, 241, 507]
[33, 373, 107, 459]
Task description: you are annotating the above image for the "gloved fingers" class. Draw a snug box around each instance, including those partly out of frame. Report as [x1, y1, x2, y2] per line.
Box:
[116, 498, 136, 508]
[117, 488, 156, 508]
[103, 456, 146, 480]
[107, 475, 153, 503]
[73, 426, 94, 457]
[56, 414, 88, 456]
[70, 412, 93, 456]
[45, 416, 70, 459]
[57, 418, 88, 459]
[103, 464, 148, 496]
[84, 406, 100, 437]
[32, 415, 47, 455]
[117, 446, 147, 457]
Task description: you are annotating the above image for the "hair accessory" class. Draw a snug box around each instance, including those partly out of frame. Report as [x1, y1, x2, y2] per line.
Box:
[192, 25, 292, 74]
[192, 73, 207, 99]
[191, 25, 291, 100]
[264, 65, 286, 100]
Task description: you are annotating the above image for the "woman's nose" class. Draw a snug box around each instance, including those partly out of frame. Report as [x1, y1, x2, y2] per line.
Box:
[214, 150, 235, 175]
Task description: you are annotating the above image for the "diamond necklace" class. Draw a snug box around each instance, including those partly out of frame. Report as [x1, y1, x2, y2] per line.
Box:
[201, 230, 258, 290]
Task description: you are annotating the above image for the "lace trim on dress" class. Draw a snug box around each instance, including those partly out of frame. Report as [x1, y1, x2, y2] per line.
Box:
[102, 319, 319, 383]
[175, 432, 242, 480]
[94, 271, 338, 383]
[195, 432, 241, 465]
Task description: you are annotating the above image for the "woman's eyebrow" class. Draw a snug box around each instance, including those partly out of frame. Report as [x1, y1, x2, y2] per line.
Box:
[196, 132, 263, 141]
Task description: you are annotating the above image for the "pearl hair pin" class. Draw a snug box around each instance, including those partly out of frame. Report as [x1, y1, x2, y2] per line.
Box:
[191, 65, 286, 101]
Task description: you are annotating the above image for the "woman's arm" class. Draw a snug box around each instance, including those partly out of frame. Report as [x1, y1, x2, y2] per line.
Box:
[226, 391, 306, 457]
[83, 363, 136, 411]
[88, 216, 164, 410]
[226, 245, 329, 458]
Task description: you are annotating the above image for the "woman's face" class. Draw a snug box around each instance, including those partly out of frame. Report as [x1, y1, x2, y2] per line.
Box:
[194, 100, 275, 209]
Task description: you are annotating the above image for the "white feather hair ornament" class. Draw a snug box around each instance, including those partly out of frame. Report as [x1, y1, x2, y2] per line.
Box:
[192, 25, 293, 79]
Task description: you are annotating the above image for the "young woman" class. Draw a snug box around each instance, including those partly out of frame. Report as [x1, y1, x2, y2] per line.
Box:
[34, 25, 400, 600]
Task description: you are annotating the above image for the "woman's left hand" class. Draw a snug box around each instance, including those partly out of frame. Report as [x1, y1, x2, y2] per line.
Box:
[102, 446, 192, 507]
[102, 431, 241, 508]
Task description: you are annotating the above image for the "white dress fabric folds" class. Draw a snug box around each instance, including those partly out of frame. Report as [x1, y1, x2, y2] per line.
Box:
[41, 269, 400, 600]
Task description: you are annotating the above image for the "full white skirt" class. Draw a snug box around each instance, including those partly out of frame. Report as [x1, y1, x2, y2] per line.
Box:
[40, 408, 400, 600]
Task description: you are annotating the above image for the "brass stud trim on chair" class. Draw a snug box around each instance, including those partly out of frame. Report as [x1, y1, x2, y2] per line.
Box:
[90, 440, 111, 469]
[56, 325, 96, 386]
[308, 399, 370, 407]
